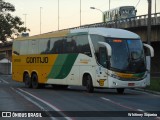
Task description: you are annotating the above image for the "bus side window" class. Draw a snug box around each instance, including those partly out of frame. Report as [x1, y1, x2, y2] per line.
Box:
[28, 40, 39, 54]
[66, 37, 77, 53]
[99, 47, 107, 67]
[76, 35, 92, 57]
[50, 38, 66, 54]
[13, 41, 20, 55]
[20, 40, 28, 55]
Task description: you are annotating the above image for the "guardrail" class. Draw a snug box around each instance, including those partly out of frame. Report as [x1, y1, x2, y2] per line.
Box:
[70, 12, 160, 29]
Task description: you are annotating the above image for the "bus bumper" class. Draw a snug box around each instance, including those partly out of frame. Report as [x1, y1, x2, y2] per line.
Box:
[108, 76, 147, 88]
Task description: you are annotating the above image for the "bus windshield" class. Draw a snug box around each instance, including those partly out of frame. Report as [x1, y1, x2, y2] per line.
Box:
[120, 7, 136, 18]
[91, 35, 146, 73]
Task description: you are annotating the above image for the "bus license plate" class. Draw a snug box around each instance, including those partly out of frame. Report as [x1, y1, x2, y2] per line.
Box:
[128, 83, 135, 86]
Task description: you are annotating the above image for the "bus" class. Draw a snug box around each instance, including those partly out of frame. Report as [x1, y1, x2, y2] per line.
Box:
[12, 27, 154, 94]
[103, 6, 137, 22]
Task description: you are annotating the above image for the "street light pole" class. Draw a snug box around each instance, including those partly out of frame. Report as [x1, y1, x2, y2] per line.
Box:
[109, 0, 110, 10]
[80, 0, 81, 26]
[90, 7, 105, 22]
[147, 0, 152, 45]
[58, 0, 59, 30]
[40, 7, 42, 34]
[155, 0, 156, 14]
[23, 14, 27, 28]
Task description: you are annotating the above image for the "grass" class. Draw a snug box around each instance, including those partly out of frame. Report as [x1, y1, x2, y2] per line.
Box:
[146, 77, 160, 92]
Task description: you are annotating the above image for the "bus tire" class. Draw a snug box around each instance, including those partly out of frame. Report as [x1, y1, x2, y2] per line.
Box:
[24, 73, 32, 88]
[31, 73, 39, 89]
[86, 75, 94, 93]
[117, 88, 125, 94]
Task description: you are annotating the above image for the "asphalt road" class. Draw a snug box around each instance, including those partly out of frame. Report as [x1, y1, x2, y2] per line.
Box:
[0, 75, 160, 120]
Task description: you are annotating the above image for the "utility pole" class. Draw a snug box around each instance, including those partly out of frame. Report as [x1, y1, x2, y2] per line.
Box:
[58, 0, 59, 30]
[40, 7, 42, 34]
[80, 0, 81, 26]
[23, 14, 27, 28]
[147, 0, 152, 45]
[155, 0, 156, 14]
[109, 0, 110, 10]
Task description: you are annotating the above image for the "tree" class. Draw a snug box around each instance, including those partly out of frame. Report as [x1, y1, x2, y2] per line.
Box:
[0, 0, 29, 43]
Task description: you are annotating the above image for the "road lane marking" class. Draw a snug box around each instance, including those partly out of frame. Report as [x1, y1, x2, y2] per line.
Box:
[0, 78, 9, 84]
[101, 97, 160, 119]
[11, 87, 56, 120]
[129, 89, 160, 98]
[101, 97, 136, 111]
[17, 88, 73, 120]
[156, 117, 160, 120]
[137, 109, 144, 112]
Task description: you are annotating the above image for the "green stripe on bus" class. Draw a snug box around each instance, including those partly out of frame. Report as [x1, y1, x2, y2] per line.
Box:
[47, 54, 78, 79]
[47, 54, 68, 79]
[133, 72, 145, 78]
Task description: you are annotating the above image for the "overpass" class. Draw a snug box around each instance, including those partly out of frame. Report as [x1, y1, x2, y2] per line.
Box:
[75, 12, 160, 42]
[0, 13, 160, 75]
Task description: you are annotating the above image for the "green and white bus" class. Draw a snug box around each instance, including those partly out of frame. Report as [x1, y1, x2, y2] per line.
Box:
[12, 27, 154, 94]
[103, 6, 137, 22]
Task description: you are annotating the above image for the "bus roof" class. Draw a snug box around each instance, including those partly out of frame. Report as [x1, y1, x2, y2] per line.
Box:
[71, 28, 140, 39]
[15, 30, 69, 41]
[15, 27, 140, 41]
[104, 6, 135, 13]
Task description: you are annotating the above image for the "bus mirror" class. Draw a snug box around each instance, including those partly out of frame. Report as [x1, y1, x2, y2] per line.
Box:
[98, 42, 112, 57]
[143, 43, 154, 57]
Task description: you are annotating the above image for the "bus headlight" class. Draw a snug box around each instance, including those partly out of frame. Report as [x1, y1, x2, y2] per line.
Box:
[110, 74, 120, 79]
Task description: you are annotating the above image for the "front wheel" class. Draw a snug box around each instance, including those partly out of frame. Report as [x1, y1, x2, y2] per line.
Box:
[86, 75, 94, 93]
[117, 88, 125, 94]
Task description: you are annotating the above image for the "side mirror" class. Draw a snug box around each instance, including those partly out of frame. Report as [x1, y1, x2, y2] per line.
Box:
[98, 42, 112, 57]
[98, 42, 112, 69]
[143, 43, 154, 57]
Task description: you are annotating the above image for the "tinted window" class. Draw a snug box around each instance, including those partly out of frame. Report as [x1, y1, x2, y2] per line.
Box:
[50, 38, 67, 54]
[13, 41, 20, 55]
[39, 38, 51, 54]
[66, 35, 91, 56]
[28, 40, 39, 54]
[20, 40, 28, 55]
[91, 35, 146, 73]
[44, 35, 91, 56]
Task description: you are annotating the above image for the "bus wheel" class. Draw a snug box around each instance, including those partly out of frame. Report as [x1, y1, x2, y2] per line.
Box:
[117, 88, 125, 94]
[24, 73, 32, 88]
[86, 75, 94, 93]
[31, 73, 39, 89]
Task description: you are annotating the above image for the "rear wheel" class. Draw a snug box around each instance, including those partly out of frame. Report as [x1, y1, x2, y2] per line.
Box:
[117, 88, 125, 94]
[24, 73, 32, 88]
[86, 75, 94, 93]
[31, 73, 39, 89]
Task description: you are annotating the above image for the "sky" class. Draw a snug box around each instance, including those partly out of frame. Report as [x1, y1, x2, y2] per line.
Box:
[5, 0, 160, 36]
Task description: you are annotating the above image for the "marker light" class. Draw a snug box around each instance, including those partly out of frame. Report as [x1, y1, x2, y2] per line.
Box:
[113, 40, 122, 43]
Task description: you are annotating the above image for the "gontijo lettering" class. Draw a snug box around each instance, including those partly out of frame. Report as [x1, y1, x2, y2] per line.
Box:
[26, 57, 48, 63]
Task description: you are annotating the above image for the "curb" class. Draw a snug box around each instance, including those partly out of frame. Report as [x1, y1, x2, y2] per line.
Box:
[134, 88, 160, 95]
